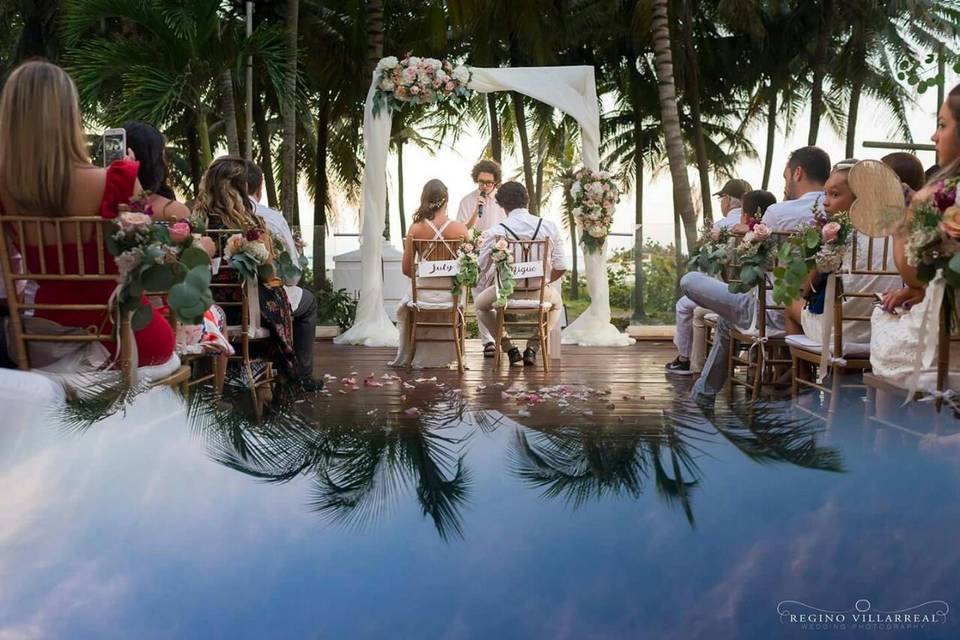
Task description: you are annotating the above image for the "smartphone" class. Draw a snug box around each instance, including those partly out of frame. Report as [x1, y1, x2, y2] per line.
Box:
[102, 128, 126, 167]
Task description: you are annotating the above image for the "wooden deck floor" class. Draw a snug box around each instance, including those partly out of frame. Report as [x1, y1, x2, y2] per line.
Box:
[307, 339, 694, 428]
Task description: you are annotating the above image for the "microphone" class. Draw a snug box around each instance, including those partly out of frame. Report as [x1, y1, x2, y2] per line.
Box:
[478, 200, 484, 219]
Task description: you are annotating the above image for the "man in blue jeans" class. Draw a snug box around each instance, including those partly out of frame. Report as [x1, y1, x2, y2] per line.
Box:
[681, 146, 830, 402]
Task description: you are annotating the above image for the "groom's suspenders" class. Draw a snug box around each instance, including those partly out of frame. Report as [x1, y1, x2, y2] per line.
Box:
[499, 219, 545, 287]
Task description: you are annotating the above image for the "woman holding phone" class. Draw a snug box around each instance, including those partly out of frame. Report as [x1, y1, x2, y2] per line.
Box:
[122, 121, 191, 220]
[0, 60, 175, 366]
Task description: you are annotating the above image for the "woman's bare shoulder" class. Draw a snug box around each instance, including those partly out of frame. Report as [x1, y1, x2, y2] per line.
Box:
[443, 220, 469, 238]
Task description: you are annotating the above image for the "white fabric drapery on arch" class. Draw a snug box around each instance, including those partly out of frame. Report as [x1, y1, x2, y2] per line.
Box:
[335, 64, 632, 347]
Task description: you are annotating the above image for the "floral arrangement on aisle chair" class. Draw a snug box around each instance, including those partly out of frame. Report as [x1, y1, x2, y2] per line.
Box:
[772, 212, 854, 306]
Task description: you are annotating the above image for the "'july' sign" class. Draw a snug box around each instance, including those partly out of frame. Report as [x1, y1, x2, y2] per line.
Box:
[418, 260, 460, 278]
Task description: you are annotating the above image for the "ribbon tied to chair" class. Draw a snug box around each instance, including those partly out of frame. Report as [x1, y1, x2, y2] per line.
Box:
[904, 269, 947, 404]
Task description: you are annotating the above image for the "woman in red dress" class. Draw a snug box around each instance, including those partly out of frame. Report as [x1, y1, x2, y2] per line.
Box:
[0, 61, 175, 366]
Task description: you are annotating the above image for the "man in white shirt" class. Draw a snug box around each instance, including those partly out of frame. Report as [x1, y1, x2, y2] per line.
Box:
[680, 146, 830, 402]
[666, 178, 752, 375]
[456, 159, 507, 355]
[476, 182, 567, 367]
[245, 161, 320, 389]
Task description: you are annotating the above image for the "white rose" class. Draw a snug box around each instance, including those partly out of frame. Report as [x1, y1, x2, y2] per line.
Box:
[452, 65, 470, 83]
[407, 56, 421, 66]
[743, 232, 755, 243]
[423, 58, 442, 69]
[379, 79, 395, 92]
[377, 56, 399, 70]
[588, 226, 606, 238]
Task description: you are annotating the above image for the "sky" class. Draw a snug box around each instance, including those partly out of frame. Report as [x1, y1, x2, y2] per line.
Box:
[298, 69, 958, 272]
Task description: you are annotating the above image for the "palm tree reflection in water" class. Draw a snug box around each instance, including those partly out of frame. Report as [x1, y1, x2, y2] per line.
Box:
[179, 385, 844, 539]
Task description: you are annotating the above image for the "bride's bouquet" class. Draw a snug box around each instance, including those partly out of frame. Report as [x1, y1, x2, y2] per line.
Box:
[772, 212, 853, 305]
[372, 55, 471, 116]
[570, 168, 619, 254]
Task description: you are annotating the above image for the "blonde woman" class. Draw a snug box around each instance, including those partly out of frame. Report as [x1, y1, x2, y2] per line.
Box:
[0, 61, 175, 365]
[194, 156, 320, 390]
[389, 179, 468, 368]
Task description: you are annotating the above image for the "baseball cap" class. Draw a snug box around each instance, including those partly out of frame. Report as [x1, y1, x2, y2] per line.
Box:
[713, 178, 752, 199]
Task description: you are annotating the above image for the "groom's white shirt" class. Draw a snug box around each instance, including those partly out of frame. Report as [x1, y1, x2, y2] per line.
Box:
[477, 208, 567, 288]
[249, 196, 303, 309]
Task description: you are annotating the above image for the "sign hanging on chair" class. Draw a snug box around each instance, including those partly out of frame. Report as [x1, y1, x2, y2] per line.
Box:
[418, 260, 460, 278]
[512, 261, 544, 279]
[372, 55, 473, 116]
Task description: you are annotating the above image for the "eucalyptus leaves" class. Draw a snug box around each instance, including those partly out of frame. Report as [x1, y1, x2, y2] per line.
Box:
[772, 213, 853, 306]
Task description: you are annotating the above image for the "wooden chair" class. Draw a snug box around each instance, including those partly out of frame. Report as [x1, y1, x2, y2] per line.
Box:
[205, 228, 281, 393]
[406, 238, 466, 373]
[788, 234, 899, 419]
[727, 232, 792, 400]
[493, 238, 553, 373]
[0, 215, 188, 387]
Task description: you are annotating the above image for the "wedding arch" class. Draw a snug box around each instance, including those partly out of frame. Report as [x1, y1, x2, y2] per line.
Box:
[334, 61, 633, 348]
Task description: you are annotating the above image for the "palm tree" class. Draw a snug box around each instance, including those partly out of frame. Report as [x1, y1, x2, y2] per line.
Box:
[280, 0, 300, 226]
[650, 0, 697, 253]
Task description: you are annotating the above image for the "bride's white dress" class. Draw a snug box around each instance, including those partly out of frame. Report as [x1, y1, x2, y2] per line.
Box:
[388, 219, 460, 369]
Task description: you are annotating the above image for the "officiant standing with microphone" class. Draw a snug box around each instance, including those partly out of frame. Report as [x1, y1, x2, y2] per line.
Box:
[457, 159, 507, 358]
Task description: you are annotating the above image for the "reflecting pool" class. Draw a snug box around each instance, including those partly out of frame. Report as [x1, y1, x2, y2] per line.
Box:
[0, 382, 958, 639]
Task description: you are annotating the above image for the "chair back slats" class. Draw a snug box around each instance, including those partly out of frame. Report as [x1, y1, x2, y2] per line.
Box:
[506, 239, 550, 295]
[411, 239, 463, 302]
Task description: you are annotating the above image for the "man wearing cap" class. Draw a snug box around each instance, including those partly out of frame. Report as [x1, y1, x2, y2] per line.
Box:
[665, 178, 752, 375]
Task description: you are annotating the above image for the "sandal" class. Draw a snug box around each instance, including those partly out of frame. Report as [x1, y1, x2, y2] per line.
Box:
[483, 342, 496, 358]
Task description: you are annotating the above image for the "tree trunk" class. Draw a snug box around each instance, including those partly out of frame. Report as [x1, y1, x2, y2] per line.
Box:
[673, 204, 682, 300]
[196, 111, 212, 168]
[681, 0, 712, 224]
[651, 0, 697, 252]
[512, 92, 537, 214]
[565, 184, 579, 300]
[186, 121, 202, 197]
[280, 0, 300, 225]
[253, 87, 278, 208]
[366, 0, 385, 77]
[398, 141, 407, 238]
[534, 158, 544, 214]
[313, 95, 329, 288]
[845, 77, 862, 159]
[807, 0, 833, 146]
[487, 93, 502, 163]
[633, 151, 646, 323]
[220, 69, 241, 156]
[762, 86, 777, 190]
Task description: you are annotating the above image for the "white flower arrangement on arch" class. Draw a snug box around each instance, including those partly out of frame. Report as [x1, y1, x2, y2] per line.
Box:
[570, 168, 619, 254]
[372, 55, 472, 116]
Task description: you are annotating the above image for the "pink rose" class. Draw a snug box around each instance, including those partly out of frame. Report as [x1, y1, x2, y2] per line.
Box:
[445, 81, 455, 92]
[939, 206, 960, 239]
[710, 228, 721, 241]
[821, 221, 841, 243]
[410, 84, 421, 94]
[752, 223, 771, 241]
[119, 211, 152, 233]
[461, 242, 474, 253]
[195, 235, 217, 258]
[169, 221, 191, 244]
[495, 238, 509, 251]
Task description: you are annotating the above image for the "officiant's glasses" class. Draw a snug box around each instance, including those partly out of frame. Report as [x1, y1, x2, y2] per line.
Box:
[477, 178, 497, 186]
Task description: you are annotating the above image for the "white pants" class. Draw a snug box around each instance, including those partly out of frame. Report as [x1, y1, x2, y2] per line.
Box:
[475, 284, 562, 351]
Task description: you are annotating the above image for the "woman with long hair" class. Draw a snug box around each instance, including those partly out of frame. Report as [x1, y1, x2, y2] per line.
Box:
[389, 179, 468, 369]
[0, 60, 175, 366]
[870, 84, 960, 384]
[194, 156, 320, 389]
[122, 121, 190, 219]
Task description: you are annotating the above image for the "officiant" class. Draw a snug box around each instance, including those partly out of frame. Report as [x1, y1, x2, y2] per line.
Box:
[456, 159, 506, 357]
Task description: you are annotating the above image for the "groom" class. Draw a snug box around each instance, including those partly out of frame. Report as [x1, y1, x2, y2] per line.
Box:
[475, 182, 567, 367]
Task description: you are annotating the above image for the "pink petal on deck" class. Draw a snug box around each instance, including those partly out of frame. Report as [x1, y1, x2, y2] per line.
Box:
[404, 407, 421, 416]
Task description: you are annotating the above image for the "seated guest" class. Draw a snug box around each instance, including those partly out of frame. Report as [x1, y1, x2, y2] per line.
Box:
[475, 181, 567, 367]
[881, 152, 926, 194]
[0, 60, 174, 366]
[389, 179, 469, 369]
[194, 156, 321, 391]
[739, 189, 778, 226]
[244, 160, 317, 381]
[123, 121, 191, 219]
[666, 178, 752, 374]
[871, 84, 960, 383]
[681, 146, 830, 401]
[784, 159, 900, 340]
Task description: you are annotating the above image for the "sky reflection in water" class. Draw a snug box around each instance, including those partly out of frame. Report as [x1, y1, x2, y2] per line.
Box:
[0, 382, 958, 639]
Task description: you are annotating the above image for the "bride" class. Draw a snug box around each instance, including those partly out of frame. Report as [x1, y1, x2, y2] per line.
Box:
[388, 179, 469, 369]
